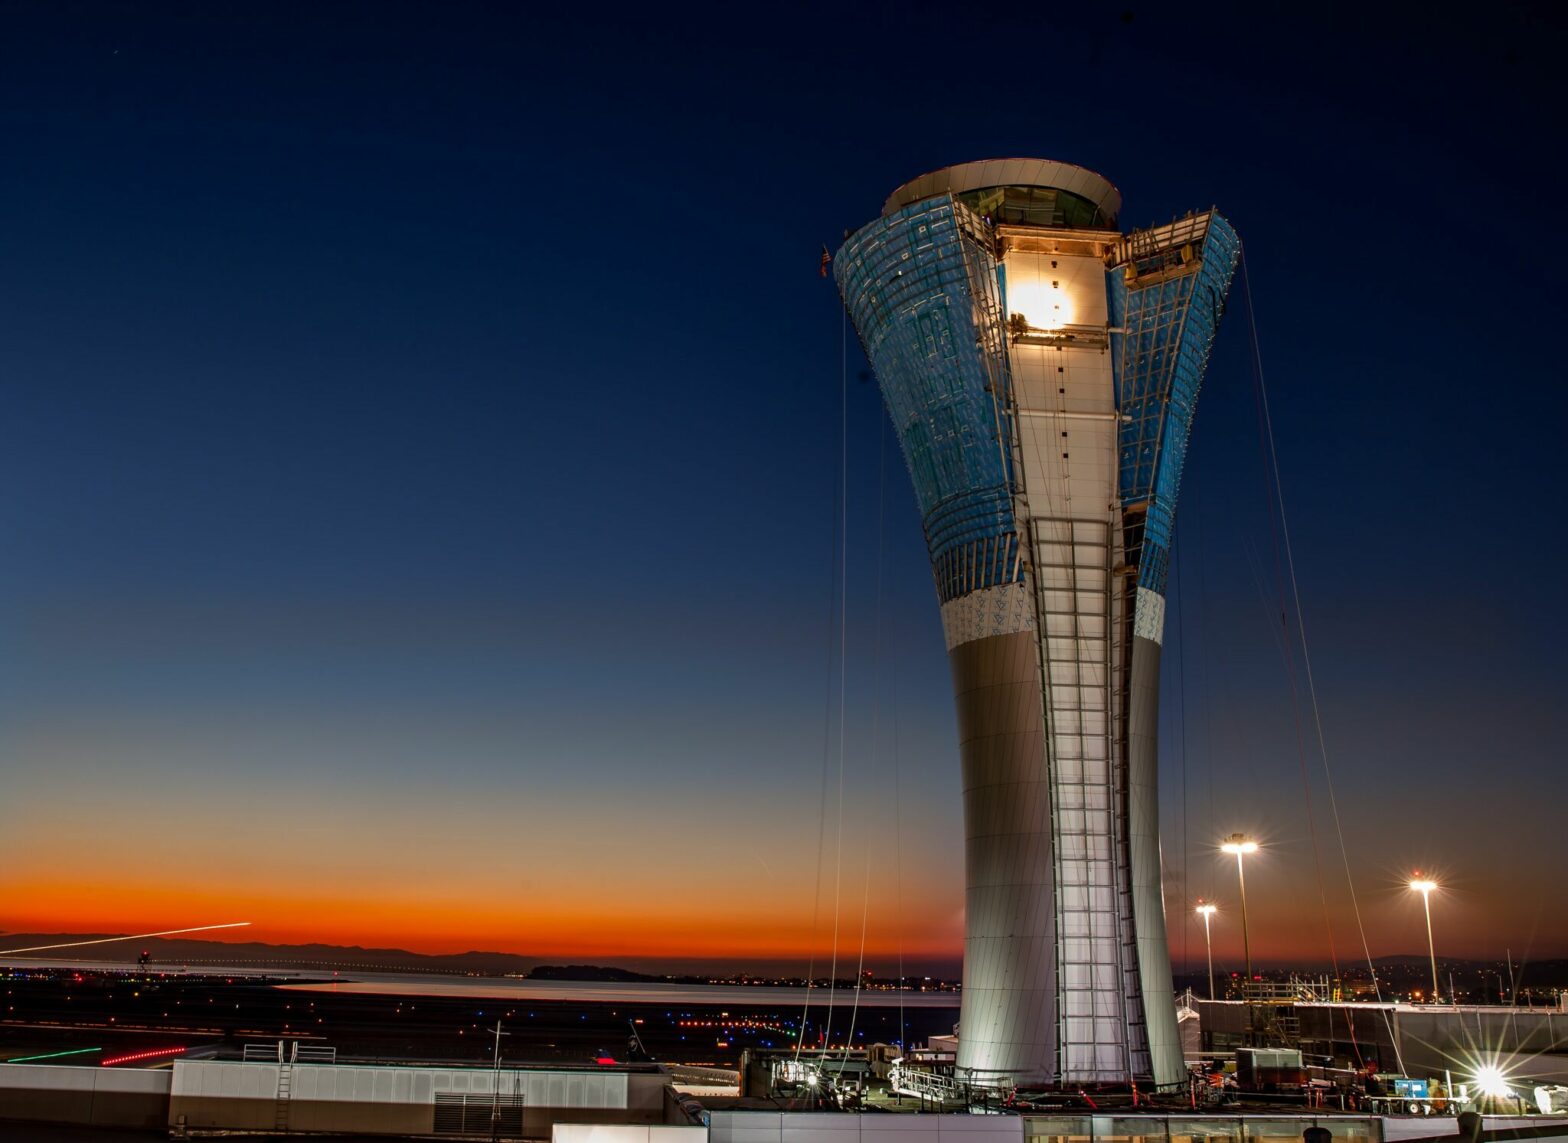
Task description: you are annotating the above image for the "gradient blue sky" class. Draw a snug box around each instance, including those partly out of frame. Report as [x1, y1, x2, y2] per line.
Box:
[0, 2, 1563, 974]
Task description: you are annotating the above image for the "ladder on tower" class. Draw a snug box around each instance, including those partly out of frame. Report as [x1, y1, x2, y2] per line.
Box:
[274, 1062, 293, 1132]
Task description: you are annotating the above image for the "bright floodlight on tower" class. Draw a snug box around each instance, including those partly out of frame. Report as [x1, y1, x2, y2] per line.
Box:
[1410, 873, 1441, 1003]
[834, 159, 1239, 1088]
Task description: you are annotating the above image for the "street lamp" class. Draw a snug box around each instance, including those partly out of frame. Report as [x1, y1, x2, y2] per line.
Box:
[1410, 874, 1439, 1003]
[1196, 902, 1218, 1001]
[1221, 835, 1258, 992]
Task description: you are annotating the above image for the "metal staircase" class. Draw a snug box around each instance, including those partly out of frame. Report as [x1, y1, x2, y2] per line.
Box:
[1029, 510, 1135, 1083]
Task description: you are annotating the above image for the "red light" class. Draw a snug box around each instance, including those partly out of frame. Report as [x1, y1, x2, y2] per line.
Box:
[101, 1045, 186, 1067]
[595, 1056, 616, 1065]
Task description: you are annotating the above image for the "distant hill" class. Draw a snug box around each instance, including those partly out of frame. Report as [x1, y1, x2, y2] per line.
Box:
[0, 934, 714, 983]
[526, 964, 694, 983]
[0, 932, 540, 976]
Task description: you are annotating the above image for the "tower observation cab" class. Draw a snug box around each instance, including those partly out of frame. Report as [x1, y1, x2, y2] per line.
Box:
[834, 160, 1239, 1090]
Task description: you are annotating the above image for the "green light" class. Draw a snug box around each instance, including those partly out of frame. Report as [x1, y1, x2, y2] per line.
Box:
[6, 1047, 102, 1063]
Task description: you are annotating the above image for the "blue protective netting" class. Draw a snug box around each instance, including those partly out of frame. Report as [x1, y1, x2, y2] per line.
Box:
[1109, 214, 1239, 595]
[835, 197, 1021, 593]
[839, 197, 1237, 604]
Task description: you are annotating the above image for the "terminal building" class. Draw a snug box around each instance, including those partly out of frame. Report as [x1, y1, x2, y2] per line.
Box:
[834, 160, 1238, 1089]
[1, 1044, 1564, 1141]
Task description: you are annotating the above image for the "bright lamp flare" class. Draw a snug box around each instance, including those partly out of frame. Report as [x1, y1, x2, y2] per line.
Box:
[1410, 877, 1437, 893]
[1474, 1064, 1513, 1099]
[1195, 903, 1217, 917]
[1221, 835, 1258, 855]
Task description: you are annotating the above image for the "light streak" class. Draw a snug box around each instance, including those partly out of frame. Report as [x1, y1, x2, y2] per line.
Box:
[7, 1047, 102, 1063]
[0, 923, 251, 956]
[101, 1045, 186, 1066]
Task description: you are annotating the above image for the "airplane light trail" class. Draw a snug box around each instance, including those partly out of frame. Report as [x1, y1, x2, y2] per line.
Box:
[0, 922, 252, 955]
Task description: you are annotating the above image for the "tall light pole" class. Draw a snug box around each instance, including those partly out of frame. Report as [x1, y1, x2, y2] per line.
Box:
[1410, 875, 1440, 1003]
[1221, 835, 1258, 988]
[1196, 902, 1218, 1001]
[489, 1020, 509, 1143]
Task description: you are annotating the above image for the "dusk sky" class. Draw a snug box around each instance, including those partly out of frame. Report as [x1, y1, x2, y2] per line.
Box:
[1, 3, 1563, 978]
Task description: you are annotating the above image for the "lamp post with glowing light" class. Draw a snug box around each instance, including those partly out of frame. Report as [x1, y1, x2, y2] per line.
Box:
[1196, 902, 1218, 1001]
[1410, 875, 1440, 1003]
[1221, 835, 1258, 990]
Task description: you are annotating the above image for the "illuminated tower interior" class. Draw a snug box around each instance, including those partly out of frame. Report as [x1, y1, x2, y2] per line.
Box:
[835, 159, 1238, 1087]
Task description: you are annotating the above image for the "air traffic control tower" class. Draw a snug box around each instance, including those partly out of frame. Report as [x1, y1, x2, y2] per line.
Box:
[835, 161, 1238, 1090]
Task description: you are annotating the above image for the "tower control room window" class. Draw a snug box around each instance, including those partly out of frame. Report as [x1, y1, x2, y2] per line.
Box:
[957, 185, 1112, 230]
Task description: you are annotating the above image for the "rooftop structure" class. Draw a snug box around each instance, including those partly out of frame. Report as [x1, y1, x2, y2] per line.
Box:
[835, 159, 1239, 1089]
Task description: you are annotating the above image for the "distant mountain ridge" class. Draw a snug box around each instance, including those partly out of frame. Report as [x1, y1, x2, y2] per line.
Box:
[526, 963, 676, 983]
[6, 932, 1559, 986]
[0, 934, 727, 983]
[0, 933, 540, 975]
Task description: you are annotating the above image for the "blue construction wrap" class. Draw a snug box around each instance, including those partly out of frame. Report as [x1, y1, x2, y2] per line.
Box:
[1109, 214, 1240, 595]
[835, 197, 1021, 594]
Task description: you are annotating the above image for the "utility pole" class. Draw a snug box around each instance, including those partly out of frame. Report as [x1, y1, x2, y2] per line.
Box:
[490, 1020, 510, 1143]
[1196, 902, 1217, 1001]
[1410, 876, 1440, 1002]
[1222, 835, 1258, 1041]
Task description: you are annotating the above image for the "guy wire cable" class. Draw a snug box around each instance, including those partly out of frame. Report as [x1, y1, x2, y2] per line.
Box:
[795, 306, 848, 1071]
[1240, 245, 1404, 1074]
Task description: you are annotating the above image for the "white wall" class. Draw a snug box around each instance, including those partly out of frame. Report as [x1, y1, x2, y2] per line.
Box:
[172, 1058, 629, 1109]
[708, 1110, 1025, 1143]
[0, 1061, 171, 1096]
[555, 1125, 708, 1143]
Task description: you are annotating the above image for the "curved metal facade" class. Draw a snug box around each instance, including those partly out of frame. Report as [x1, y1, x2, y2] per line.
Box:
[836, 163, 1238, 1089]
